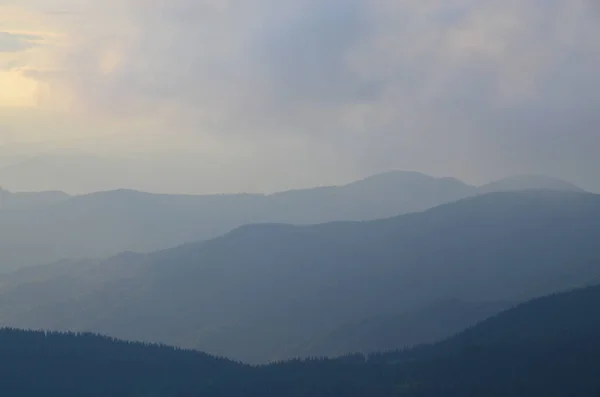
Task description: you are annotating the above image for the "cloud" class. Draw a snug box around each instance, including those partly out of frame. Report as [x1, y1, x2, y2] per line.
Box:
[0, 60, 23, 70]
[0, 32, 41, 53]
[7, 0, 600, 192]
[37, 1, 599, 115]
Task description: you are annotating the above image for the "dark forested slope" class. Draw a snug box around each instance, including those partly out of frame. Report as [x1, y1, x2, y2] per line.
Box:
[0, 329, 250, 397]
[2, 284, 600, 397]
[370, 283, 600, 396]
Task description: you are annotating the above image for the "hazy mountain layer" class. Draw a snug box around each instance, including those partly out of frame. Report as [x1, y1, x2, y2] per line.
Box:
[1, 190, 599, 363]
[0, 188, 70, 210]
[301, 299, 512, 357]
[0, 171, 583, 272]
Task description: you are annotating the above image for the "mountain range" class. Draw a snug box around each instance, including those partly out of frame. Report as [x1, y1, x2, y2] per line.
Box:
[0, 170, 584, 272]
[3, 283, 600, 396]
[1, 189, 599, 363]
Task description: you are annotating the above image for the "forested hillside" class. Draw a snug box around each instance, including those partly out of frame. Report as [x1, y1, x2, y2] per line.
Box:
[2, 284, 600, 396]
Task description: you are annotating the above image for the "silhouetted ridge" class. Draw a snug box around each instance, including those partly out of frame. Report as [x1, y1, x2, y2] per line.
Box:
[2, 284, 600, 396]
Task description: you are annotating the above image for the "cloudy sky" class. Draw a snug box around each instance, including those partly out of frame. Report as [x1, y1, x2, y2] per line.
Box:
[0, 0, 599, 194]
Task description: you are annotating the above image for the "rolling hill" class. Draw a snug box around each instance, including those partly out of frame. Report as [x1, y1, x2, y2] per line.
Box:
[2, 283, 600, 396]
[1, 190, 599, 363]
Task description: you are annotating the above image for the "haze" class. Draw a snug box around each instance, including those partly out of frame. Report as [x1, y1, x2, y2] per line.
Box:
[2, 2, 600, 394]
[1, 0, 599, 194]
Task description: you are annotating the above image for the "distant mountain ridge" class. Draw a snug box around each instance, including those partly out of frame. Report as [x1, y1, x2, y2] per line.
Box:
[478, 174, 585, 194]
[0, 187, 70, 210]
[1, 190, 599, 363]
[0, 170, 584, 272]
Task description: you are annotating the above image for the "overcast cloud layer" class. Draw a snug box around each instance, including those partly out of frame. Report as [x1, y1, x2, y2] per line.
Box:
[0, 0, 599, 193]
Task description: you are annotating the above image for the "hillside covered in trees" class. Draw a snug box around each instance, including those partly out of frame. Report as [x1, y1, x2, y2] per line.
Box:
[2, 283, 600, 397]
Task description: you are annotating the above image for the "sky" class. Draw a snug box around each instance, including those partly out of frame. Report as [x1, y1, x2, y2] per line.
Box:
[0, 0, 599, 194]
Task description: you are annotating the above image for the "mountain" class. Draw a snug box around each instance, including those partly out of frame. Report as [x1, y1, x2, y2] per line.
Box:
[478, 174, 585, 194]
[0, 170, 476, 272]
[1, 190, 599, 363]
[0, 187, 70, 210]
[266, 171, 476, 223]
[0, 170, 584, 273]
[369, 283, 600, 396]
[301, 299, 512, 357]
[0, 328, 250, 397]
[3, 284, 600, 397]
